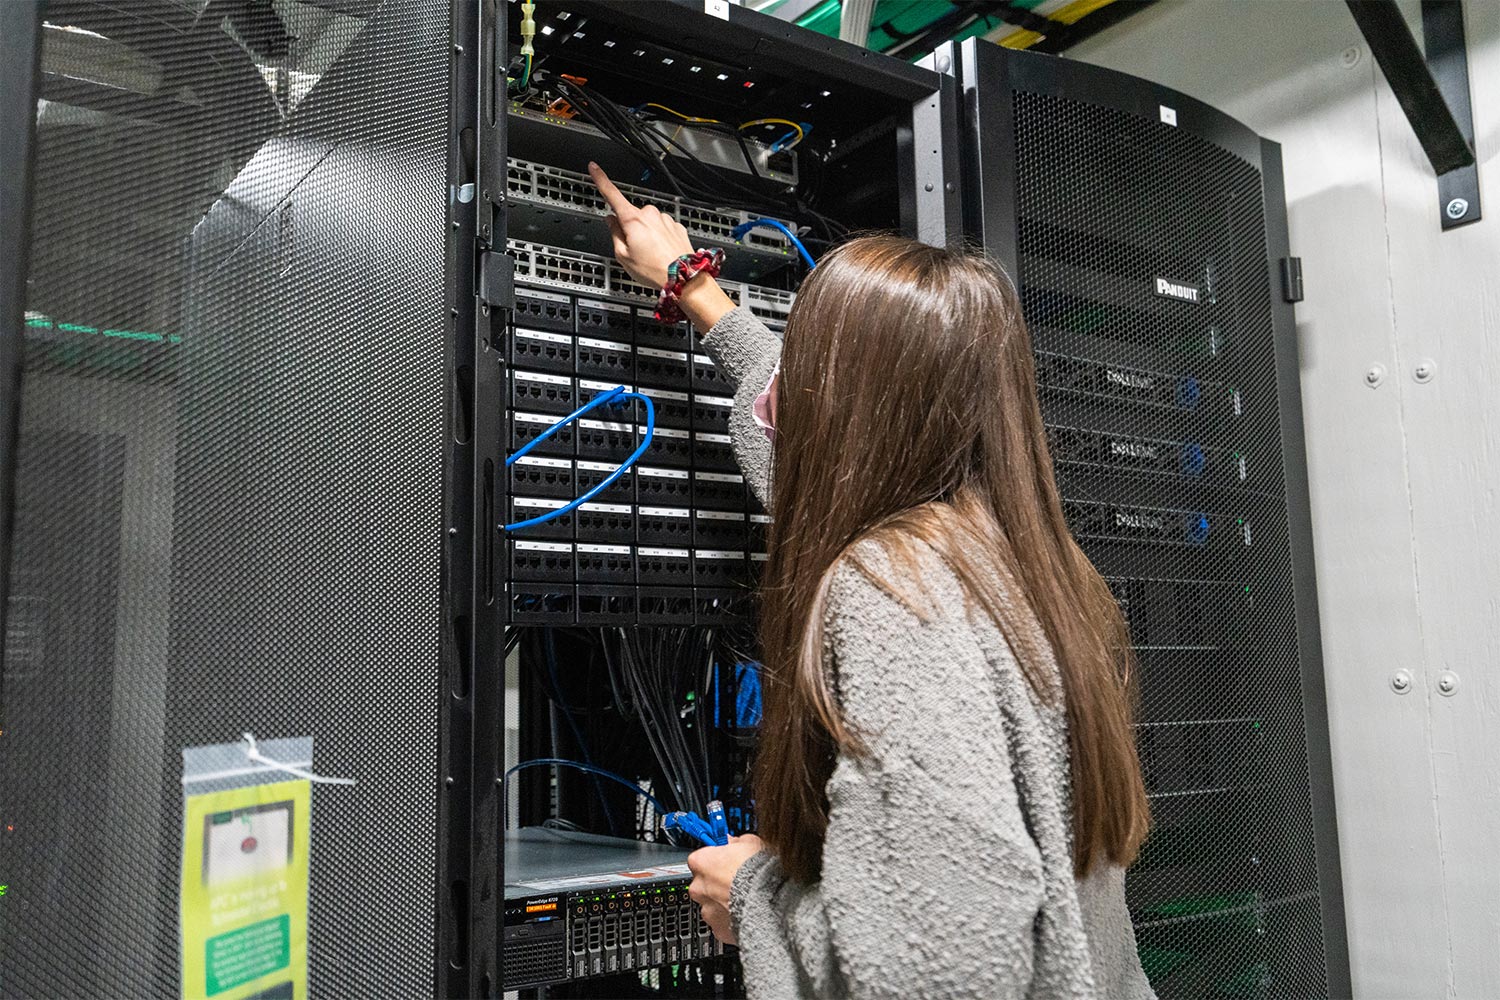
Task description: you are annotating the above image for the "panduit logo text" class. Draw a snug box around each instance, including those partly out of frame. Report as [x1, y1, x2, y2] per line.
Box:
[1154, 276, 1201, 303]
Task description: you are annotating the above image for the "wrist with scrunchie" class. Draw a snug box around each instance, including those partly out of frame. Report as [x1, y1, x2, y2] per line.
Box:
[655, 248, 725, 324]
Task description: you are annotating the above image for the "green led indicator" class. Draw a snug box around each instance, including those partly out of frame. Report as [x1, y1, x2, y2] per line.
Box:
[1252, 721, 1262, 730]
[1243, 586, 1251, 594]
[685, 692, 695, 701]
[1236, 518, 1244, 525]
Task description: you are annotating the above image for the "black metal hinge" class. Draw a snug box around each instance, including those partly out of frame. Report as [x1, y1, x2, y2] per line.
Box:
[1280, 257, 1305, 303]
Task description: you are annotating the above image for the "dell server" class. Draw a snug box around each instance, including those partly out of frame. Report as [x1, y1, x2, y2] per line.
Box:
[503, 828, 723, 989]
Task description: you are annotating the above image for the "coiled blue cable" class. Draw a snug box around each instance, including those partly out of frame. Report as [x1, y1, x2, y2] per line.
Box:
[732, 218, 817, 271]
[503, 385, 655, 531]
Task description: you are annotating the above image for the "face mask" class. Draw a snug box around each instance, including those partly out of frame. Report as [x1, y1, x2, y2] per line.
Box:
[752, 363, 780, 442]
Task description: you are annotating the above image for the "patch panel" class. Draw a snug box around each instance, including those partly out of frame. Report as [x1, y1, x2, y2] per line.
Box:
[636, 546, 694, 586]
[575, 417, 638, 461]
[576, 459, 634, 502]
[511, 369, 577, 415]
[511, 583, 574, 624]
[637, 466, 692, 506]
[691, 394, 734, 433]
[637, 505, 694, 545]
[642, 426, 693, 468]
[512, 410, 574, 458]
[750, 550, 770, 585]
[634, 309, 693, 351]
[504, 245, 790, 625]
[576, 298, 634, 339]
[693, 549, 750, 589]
[510, 456, 576, 500]
[514, 287, 575, 332]
[635, 346, 692, 389]
[576, 585, 636, 624]
[692, 432, 738, 472]
[508, 497, 573, 541]
[695, 590, 754, 624]
[693, 471, 748, 510]
[511, 540, 575, 583]
[576, 377, 633, 411]
[748, 512, 772, 549]
[575, 502, 636, 544]
[637, 587, 696, 624]
[693, 508, 749, 549]
[576, 543, 635, 584]
[511, 327, 575, 374]
[575, 335, 634, 381]
[690, 353, 726, 394]
[644, 387, 692, 429]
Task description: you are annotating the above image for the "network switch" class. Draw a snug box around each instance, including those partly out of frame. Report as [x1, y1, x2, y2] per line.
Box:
[506, 158, 800, 280]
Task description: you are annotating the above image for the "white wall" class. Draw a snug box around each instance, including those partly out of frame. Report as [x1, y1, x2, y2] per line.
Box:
[1070, 2, 1500, 997]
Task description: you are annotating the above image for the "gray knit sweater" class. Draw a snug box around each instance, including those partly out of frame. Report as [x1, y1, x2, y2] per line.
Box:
[700, 306, 1155, 1000]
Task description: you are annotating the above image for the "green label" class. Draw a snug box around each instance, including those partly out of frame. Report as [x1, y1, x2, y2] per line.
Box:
[205, 915, 290, 995]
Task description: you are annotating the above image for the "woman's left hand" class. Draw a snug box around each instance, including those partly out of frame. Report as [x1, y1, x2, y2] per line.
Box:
[686, 834, 765, 945]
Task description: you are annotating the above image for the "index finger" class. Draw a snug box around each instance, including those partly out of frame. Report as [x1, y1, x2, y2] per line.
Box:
[588, 161, 637, 219]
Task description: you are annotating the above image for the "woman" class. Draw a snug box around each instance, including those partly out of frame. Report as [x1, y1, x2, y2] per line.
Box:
[590, 163, 1155, 1000]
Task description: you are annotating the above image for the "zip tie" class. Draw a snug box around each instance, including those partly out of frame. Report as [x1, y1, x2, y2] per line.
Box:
[242, 732, 356, 786]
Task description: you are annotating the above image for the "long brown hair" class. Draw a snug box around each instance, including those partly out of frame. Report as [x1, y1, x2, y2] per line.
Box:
[755, 235, 1149, 883]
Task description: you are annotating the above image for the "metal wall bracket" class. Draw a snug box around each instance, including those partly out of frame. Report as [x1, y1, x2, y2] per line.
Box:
[1347, 0, 1481, 229]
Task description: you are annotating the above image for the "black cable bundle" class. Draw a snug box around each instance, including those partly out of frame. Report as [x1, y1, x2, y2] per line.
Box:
[550, 75, 848, 246]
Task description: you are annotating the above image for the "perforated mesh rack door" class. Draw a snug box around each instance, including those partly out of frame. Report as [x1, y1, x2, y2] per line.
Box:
[950, 34, 1347, 995]
[1006, 86, 1332, 998]
[2, 2, 450, 995]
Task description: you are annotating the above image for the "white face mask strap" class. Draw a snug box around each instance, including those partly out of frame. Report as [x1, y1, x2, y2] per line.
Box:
[242, 732, 357, 786]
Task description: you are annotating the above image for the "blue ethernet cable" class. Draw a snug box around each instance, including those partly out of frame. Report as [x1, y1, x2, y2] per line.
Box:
[505, 758, 671, 816]
[665, 810, 725, 848]
[732, 218, 818, 271]
[706, 799, 729, 843]
[503, 385, 656, 531]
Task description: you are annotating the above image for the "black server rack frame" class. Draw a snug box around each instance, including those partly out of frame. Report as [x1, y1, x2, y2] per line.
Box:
[946, 37, 1349, 1000]
[448, 3, 961, 997]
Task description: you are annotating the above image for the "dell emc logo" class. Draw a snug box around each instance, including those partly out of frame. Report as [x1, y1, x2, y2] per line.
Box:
[1154, 276, 1201, 303]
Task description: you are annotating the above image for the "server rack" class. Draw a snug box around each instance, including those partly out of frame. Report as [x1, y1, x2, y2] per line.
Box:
[947, 37, 1349, 1000]
[455, 2, 959, 996]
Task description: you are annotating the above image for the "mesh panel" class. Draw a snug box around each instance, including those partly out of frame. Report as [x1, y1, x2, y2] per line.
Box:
[3, 2, 449, 995]
[1012, 92, 1329, 998]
